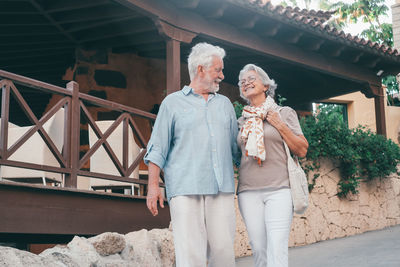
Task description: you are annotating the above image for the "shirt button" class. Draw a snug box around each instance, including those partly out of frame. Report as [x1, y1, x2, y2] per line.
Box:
[211, 134, 214, 137]
[214, 164, 217, 167]
[212, 149, 216, 152]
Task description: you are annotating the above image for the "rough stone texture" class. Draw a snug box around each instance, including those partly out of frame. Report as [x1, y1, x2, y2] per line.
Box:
[234, 160, 400, 257]
[1, 229, 176, 267]
[0, 246, 63, 267]
[2, 160, 399, 265]
[234, 195, 252, 257]
[121, 229, 163, 267]
[148, 228, 175, 267]
[89, 232, 126, 256]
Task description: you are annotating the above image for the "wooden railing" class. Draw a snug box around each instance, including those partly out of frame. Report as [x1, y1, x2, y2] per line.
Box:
[0, 70, 159, 194]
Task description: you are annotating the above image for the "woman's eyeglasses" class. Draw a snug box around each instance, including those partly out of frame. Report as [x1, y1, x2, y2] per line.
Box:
[238, 76, 257, 87]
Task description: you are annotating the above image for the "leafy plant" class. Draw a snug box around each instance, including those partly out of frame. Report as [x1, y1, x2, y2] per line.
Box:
[233, 101, 244, 119]
[300, 110, 400, 197]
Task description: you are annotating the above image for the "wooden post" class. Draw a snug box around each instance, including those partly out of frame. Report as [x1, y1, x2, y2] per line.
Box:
[166, 39, 181, 95]
[65, 81, 80, 188]
[374, 86, 387, 137]
[154, 19, 197, 95]
[0, 81, 10, 159]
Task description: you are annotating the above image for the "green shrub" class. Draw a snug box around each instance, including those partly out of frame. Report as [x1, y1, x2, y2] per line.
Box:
[300, 111, 400, 197]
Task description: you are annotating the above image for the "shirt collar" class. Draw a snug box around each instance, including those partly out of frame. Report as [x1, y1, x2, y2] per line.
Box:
[182, 86, 193, 96]
[181, 86, 218, 97]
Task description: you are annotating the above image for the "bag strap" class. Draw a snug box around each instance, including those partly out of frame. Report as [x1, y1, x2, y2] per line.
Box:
[277, 106, 300, 166]
[283, 140, 300, 166]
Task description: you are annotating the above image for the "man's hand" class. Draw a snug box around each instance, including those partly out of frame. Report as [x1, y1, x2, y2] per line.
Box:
[146, 183, 165, 216]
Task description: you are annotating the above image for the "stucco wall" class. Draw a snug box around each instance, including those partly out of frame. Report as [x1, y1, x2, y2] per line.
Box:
[234, 159, 400, 257]
[326, 91, 400, 144]
[387, 105, 400, 144]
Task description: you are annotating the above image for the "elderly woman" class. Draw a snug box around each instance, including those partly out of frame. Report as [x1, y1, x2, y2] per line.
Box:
[237, 64, 308, 267]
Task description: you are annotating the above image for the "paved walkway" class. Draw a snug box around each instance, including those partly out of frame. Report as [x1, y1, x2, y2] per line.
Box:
[235, 225, 400, 267]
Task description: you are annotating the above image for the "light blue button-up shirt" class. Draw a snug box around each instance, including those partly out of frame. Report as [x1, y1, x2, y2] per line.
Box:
[144, 86, 240, 201]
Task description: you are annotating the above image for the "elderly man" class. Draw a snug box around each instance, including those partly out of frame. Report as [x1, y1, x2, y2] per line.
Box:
[144, 42, 239, 267]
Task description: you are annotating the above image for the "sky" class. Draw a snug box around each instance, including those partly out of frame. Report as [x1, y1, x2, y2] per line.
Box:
[270, 0, 395, 36]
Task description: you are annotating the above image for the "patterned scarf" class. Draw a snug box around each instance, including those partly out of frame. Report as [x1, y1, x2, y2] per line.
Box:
[240, 96, 279, 166]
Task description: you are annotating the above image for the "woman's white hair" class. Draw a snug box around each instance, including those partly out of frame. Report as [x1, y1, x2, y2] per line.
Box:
[187, 42, 226, 81]
[238, 64, 277, 100]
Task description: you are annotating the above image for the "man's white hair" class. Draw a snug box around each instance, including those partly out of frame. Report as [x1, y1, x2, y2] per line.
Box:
[187, 42, 226, 81]
[238, 64, 277, 100]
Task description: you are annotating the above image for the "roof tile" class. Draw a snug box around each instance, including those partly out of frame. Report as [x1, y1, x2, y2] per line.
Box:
[237, 0, 400, 57]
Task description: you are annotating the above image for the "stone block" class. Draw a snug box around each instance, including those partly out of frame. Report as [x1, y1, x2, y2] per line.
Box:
[339, 197, 359, 214]
[328, 224, 345, 239]
[122, 229, 163, 267]
[327, 196, 340, 212]
[292, 219, 306, 245]
[89, 232, 126, 256]
[387, 200, 400, 218]
[391, 178, 400, 196]
[323, 176, 338, 197]
[149, 229, 176, 267]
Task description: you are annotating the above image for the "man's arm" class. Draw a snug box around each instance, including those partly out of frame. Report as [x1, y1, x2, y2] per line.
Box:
[146, 162, 164, 216]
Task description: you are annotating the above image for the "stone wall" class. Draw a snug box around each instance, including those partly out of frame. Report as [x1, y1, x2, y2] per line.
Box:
[234, 159, 400, 257]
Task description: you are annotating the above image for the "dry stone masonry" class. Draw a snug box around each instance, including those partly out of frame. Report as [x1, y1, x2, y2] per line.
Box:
[1, 159, 399, 265]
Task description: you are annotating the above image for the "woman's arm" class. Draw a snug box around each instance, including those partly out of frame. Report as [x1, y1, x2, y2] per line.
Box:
[266, 110, 309, 158]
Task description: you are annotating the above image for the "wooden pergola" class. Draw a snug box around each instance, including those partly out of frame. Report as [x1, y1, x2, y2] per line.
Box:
[1, 0, 400, 243]
[2, 0, 400, 135]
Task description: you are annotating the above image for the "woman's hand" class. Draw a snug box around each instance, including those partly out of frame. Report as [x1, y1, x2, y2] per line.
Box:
[266, 111, 284, 130]
[266, 110, 308, 158]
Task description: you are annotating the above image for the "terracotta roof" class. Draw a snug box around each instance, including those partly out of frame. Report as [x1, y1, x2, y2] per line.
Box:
[234, 0, 399, 57]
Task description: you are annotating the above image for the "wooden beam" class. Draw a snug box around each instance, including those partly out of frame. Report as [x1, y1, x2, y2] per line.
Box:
[170, 0, 201, 9]
[366, 58, 381, 68]
[284, 31, 304, 44]
[371, 85, 387, 136]
[305, 39, 325, 51]
[207, 3, 228, 19]
[166, 39, 181, 94]
[115, 0, 380, 87]
[45, 0, 110, 13]
[238, 15, 260, 30]
[65, 16, 140, 33]
[53, 6, 133, 24]
[76, 22, 155, 43]
[351, 52, 364, 63]
[0, 181, 170, 236]
[29, 0, 78, 44]
[0, 44, 75, 54]
[263, 23, 281, 37]
[327, 45, 346, 57]
[64, 81, 80, 188]
[154, 19, 197, 43]
[83, 31, 164, 49]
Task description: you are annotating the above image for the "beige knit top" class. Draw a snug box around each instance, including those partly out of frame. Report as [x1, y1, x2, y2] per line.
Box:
[237, 106, 303, 193]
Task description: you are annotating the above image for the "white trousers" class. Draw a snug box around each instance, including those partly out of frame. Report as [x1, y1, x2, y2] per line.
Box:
[169, 193, 236, 267]
[238, 188, 293, 267]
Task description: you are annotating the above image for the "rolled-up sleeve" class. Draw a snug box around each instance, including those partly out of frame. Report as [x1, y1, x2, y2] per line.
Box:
[144, 100, 173, 169]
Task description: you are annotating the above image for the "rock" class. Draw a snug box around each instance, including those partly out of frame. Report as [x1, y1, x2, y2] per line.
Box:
[0, 246, 62, 267]
[40, 247, 79, 267]
[121, 229, 163, 267]
[149, 228, 175, 267]
[89, 232, 126, 256]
